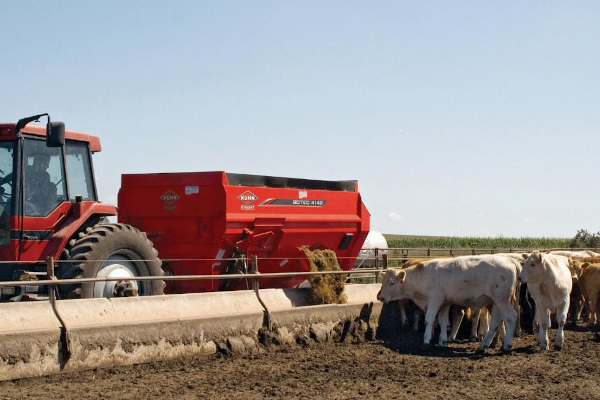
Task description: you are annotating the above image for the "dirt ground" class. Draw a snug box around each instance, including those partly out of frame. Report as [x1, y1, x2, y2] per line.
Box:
[2, 323, 600, 400]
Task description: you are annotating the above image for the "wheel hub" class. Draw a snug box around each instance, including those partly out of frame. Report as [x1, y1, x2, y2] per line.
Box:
[94, 260, 140, 298]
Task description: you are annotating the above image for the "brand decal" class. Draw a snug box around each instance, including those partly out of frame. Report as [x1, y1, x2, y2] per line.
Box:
[160, 190, 180, 211]
[238, 191, 258, 205]
[238, 190, 258, 210]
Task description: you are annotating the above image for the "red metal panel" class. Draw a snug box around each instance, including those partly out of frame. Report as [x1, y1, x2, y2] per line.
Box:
[118, 171, 370, 293]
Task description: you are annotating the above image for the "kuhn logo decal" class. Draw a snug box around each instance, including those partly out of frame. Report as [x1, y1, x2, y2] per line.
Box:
[160, 190, 180, 205]
[238, 191, 258, 205]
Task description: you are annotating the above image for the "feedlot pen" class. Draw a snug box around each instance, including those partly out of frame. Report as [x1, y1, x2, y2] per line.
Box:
[2, 326, 600, 399]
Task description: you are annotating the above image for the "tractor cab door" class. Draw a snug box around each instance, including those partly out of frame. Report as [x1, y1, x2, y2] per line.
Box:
[17, 137, 69, 261]
[22, 138, 67, 217]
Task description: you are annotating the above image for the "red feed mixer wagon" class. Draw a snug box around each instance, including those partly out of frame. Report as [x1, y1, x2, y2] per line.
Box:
[0, 114, 370, 300]
[118, 171, 370, 294]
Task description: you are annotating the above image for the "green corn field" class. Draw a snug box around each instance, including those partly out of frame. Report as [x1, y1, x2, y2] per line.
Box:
[385, 234, 571, 250]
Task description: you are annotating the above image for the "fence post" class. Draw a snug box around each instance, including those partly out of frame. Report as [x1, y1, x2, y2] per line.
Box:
[251, 255, 259, 273]
[427, 248, 431, 258]
[374, 248, 380, 283]
[376, 253, 388, 284]
[46, 256, 71, 361]
[250, 255, 271, 329]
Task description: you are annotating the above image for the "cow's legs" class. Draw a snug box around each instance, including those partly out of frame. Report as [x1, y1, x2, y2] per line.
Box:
[477, 308, 490, 340]
[554, 299, 570, 351]
[537, 307, 551, 350]
[469, 308, 483, 341]
[589, 290, 598, 326]
[423, 299, 443, 345]
[477, 306, 501, 352]
[475, 308, 489, 340]
[399, 300, 410, 329]
[495, 302, 516, 351]
[514, 283, 522, 336]
[413, 307, 423, 331]
[437, 304, 451, 346]
[448, 306, 465, 342]
[477, 302, 516, 352]
[489, 321, 506, 348]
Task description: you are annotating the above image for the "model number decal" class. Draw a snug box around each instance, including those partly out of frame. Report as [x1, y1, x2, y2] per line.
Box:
[259, 199, 327, 207]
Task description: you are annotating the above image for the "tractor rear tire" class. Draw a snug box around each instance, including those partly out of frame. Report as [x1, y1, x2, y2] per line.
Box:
[58, 223, 164, 299]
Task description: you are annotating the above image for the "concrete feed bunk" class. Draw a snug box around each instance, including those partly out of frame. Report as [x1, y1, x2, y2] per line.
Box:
[0, 284, 381, 381]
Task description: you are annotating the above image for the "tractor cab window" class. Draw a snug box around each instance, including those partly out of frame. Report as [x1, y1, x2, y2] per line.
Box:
[0, 142, 14, 245]
[23, 139, 67, 217]
[65, 140, 96, 201]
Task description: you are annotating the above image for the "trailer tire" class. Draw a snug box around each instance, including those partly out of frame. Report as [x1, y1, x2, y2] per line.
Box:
[58, 223, 164, 299]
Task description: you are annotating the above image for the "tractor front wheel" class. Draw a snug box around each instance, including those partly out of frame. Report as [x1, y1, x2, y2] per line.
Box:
[58, 223, 164, 299]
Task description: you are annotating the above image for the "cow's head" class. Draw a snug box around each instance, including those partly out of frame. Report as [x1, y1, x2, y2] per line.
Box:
[569, 259, 590, 282]
[377, 268, 407, 303]
[519, 251, 546, 283]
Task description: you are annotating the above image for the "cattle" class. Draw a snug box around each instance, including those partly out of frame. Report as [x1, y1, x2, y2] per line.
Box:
[571, 261, 600, 326]
[566, 259, 588, 325]
[447, 253, 529, 342]
[550, 250, 600, 259]
[397, 257, 445, 332]
[377, 255, 519, 352]
[519, 252, 572, 350]
[577, 256, 600, 265]
[399, 257, 464, 337]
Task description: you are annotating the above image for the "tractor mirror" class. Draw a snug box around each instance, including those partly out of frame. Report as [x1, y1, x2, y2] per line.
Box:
[47, 122, 65, 147]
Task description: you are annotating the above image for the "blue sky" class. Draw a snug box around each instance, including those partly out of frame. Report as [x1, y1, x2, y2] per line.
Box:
[2, 1, 599, 237]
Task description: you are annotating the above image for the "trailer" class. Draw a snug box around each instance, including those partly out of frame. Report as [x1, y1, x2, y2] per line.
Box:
[118, 171, 370, 293]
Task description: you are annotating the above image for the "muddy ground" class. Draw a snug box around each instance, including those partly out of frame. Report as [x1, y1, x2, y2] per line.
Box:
[2, 322, 600, 400]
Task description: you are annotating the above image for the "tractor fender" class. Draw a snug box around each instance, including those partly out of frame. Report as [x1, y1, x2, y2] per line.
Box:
[42, 201, 117, 260]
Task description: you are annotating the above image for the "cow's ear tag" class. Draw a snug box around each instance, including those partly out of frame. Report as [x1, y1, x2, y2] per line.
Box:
[583, 267, 590, 274]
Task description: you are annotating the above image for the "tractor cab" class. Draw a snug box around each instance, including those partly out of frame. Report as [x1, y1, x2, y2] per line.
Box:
[0, 115, 118, 298]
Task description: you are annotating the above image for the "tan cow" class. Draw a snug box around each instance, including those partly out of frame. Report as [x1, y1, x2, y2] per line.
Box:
[573, 261, 600, 326]
[378, 255, 519, 352]
[519, 252, 572, 350]
[578, 257, 600, 264]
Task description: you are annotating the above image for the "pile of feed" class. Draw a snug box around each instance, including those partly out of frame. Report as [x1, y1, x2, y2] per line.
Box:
[299, 246, 347, 305]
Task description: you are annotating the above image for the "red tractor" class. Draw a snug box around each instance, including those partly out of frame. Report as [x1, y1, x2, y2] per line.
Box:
[0, 114, 163, 300]
[0, 115, 370, 301]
